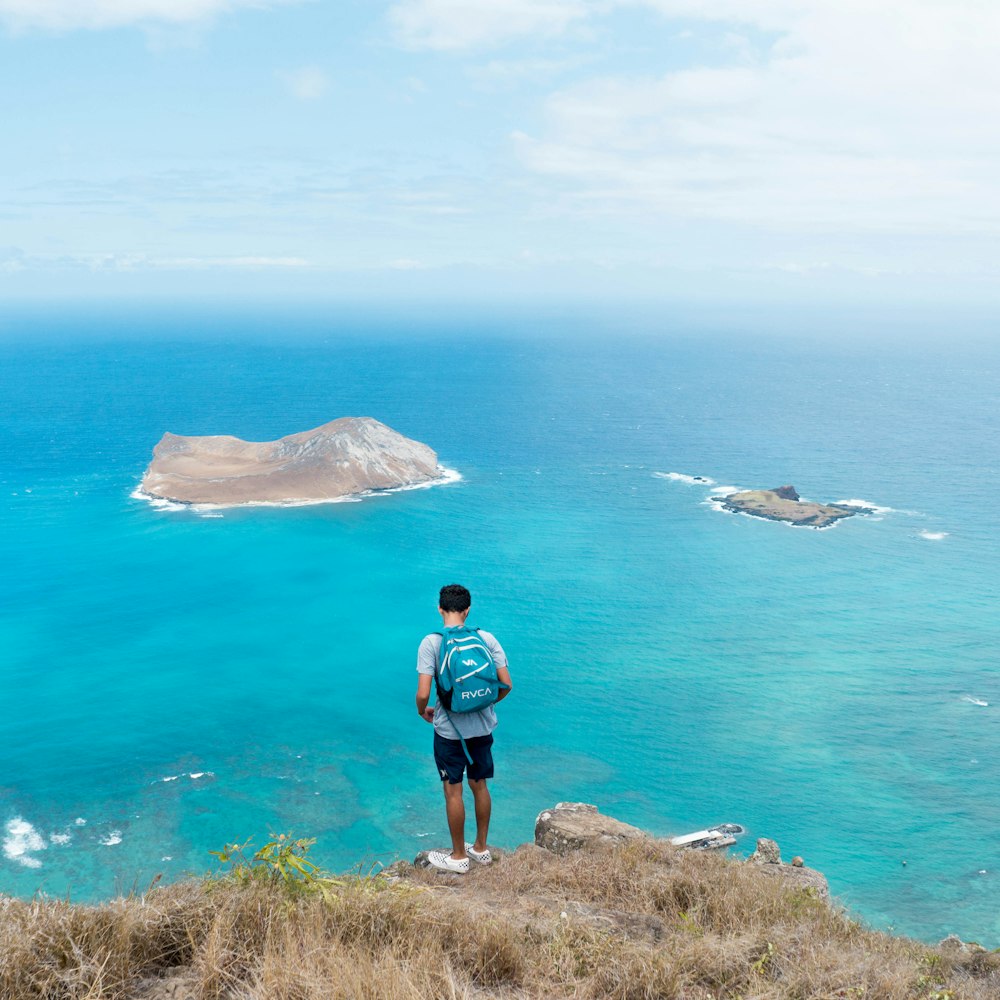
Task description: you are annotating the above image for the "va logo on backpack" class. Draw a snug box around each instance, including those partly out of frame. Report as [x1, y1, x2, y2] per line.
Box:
[435, 625, 507, 714]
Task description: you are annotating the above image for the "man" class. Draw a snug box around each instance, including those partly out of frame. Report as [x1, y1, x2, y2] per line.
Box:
[415, 583, 512, 874]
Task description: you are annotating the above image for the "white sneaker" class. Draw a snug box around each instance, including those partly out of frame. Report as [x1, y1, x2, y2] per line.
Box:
[427, 850, 470, 874]
[465, 843, 492, 865]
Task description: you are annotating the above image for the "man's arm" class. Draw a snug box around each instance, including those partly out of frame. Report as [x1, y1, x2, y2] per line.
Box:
[416, 673, 435, 723]
[496, 666, 512, 702]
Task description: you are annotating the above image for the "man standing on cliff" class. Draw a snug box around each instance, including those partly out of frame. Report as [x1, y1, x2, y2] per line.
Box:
[415, 584, 513, 874]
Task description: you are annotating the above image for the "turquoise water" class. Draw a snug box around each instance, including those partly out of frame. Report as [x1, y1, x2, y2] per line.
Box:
[1, 309, 998, 945]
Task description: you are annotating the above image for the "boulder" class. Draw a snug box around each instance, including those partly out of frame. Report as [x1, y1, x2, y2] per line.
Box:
[535, 803, 646, 856]
[938, 934, 987, 955]
[135, 969, 199, 1000]
[560, 900, 664, 945]
[748, 838, 782, 864]
[772, 484, 800, 501]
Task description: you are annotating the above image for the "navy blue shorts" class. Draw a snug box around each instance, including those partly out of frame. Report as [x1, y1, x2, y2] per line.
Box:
[434, 732, 494, 784]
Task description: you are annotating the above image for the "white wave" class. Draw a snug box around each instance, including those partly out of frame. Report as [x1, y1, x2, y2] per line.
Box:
[130, 487, 187, 511]
[100, 830, 123, 846]
[199, 513, 224, 519]
[74, 817, 87, 826]
[653, 472, 716, 486]
[49, 832, 71, 846]
[919, 530, 949, 541]
[132, 466, 461, 512]
[384, 465, 462, 494]
[834, 498, 894, 515]
[157, 770, 214, 783]
[162, 856, 173, 862]
[3, 818, 46, 868]
[962, 695, 988, 707]
[709, 485, 741, 495]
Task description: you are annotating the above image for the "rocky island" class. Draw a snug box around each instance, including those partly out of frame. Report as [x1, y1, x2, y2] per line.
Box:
[713, 484, 872, 528]
[139, 417, 446, 506]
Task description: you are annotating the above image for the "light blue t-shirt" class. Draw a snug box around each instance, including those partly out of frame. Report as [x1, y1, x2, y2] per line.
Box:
[417, 629, 507, 739]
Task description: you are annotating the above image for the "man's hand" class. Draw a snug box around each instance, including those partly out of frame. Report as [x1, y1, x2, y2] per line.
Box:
[421, 706, 435, 723]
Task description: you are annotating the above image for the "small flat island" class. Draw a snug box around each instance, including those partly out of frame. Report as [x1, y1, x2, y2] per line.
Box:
[712, 485, 872, 528]
[138, 417, 447, 506]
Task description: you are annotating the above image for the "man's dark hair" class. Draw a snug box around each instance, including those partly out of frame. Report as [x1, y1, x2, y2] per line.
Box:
[439, 584, 471, 613]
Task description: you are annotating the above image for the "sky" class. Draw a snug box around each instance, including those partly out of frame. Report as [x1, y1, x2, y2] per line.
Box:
[2, 0, 999, 313]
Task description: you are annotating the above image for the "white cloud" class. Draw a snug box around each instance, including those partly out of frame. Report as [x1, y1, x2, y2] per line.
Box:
[0, 0, 296, 32]
[388, 0, 593, 51]
[468, 55, 592, 90]
[387, 0, 809, 53]
[512, 1, 1000, 236]
[0, 251, 311, 271]
[0, 247, 27, 272]
[278, 66, 330, 101]
[152, 255, 310, 269]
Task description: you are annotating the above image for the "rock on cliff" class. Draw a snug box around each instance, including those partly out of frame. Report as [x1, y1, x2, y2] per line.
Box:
[747, 836, 829, 899]
[139, 417, 444, 506]
[534, 802, 647, 855]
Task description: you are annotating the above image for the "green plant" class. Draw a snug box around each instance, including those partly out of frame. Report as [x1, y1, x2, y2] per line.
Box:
[676, 910, 704, 937]
[751, 940, 775, 974]
[916, 973, 954, 1000]
[209, 833, 344, 899]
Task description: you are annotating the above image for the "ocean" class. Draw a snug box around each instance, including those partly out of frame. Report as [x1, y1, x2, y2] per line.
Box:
[1, 306, 998, 946]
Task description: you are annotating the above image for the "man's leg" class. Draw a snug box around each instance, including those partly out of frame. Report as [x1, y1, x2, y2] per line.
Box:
[442, 781, 468, 860]
[467, 778, 491, 851]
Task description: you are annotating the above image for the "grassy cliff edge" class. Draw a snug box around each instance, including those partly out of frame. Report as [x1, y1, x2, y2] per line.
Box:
[2, 804, 997, 1000]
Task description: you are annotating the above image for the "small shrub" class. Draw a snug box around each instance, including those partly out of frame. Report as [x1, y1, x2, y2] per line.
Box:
[208, 834, 344, 900]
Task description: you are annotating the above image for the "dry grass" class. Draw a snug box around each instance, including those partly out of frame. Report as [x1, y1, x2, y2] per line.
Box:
[3, 840, 999, 999]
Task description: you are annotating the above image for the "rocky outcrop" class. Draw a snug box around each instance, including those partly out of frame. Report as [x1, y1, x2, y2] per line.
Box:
[139, 417, 444, 506]
[136, 969, 198, 1000]
[939, 934, 988, 955]
[534, 802, 646, 855]
[746, 837, 829, 899]
[712, 485, 871, 528]
[559, 899, 666, 945]
[409, 808, 831, 912]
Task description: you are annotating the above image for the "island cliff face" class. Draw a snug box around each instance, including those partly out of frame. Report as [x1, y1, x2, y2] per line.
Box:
[139, 417, 442, 506]
[713, 485, 870, 528]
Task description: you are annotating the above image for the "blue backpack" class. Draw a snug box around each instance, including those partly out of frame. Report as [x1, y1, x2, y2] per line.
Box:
[435, 625, 509, 762]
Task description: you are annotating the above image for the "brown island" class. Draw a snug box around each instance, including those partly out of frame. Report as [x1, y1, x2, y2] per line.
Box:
[138, 416, 446, 506]
[712, 484, 873, 528]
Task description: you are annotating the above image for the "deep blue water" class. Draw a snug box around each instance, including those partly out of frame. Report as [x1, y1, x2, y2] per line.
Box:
[1, 308, 998, 945]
